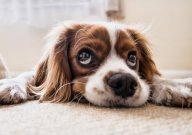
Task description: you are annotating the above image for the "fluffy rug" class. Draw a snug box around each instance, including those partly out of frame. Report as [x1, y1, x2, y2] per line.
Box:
[0, 101, 191, 135]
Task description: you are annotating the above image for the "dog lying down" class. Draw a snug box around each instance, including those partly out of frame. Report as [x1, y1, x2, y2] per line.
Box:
[0, 21, 192, 107]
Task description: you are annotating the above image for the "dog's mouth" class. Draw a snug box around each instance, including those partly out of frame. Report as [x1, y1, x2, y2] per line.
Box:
[71, 85, 147, 107]
[83, 84, 146, 107]
[70, 94, 88, 103]
[71, 93, 136, 107]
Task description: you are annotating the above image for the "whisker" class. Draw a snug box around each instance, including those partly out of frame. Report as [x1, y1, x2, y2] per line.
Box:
[55, 81, 85, 93]
[72, 93, 83, 102]
[53, 82, 72, 100]
[53, 81, 86, 102]
[77, 95, 84, 104]
[71, 81, 87, 85]
[182, 98, 184, 109]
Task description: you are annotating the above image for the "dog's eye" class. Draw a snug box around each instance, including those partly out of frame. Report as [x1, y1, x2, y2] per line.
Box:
[78, 49, 93, 65]
[127, 52, 137, 67]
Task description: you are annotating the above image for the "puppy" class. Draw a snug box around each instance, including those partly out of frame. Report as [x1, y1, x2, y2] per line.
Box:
[0, 22, 192, 107]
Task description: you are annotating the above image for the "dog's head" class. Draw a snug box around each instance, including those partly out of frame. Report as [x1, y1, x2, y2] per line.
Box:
[33, 22, 160, 107]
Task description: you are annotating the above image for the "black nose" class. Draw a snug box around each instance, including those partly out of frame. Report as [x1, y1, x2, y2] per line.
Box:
[107, 73, 137, 98]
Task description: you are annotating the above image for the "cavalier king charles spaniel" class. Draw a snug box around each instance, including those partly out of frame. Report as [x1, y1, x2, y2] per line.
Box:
[0, 21, 192, 107]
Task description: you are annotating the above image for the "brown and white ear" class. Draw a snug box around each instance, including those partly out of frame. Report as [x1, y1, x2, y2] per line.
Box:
[128, 29, 160, 82]
[31, 24, 75, 103]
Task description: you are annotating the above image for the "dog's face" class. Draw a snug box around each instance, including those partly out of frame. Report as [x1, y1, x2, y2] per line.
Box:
[33, 22, 159, 107]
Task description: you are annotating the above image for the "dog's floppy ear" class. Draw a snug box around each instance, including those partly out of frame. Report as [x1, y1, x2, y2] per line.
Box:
[31, 25, 76, 103]
[128, 29, 160, 82]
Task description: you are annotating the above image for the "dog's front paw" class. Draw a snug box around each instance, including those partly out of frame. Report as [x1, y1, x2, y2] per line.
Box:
[0, 79, 27, 104]
[150, 78, 192, 107]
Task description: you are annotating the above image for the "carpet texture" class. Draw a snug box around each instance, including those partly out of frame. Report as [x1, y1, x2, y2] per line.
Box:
[0, 101, 191, 135]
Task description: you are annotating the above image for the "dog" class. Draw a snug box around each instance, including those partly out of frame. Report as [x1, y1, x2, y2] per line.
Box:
[0, 21, 192, 107]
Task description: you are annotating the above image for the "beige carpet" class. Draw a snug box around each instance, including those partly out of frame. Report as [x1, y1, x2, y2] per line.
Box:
[0, 101, 191, 135]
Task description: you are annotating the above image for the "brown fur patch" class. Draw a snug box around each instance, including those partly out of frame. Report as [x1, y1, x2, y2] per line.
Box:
[71, 77, 88, 103]
[115, 30, 141, 71]
[69, 25, 111, 77]
[72, 77, 87, 94]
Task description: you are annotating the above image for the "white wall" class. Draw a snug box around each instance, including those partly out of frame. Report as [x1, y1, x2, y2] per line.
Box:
[0, 0, 192, 72]
[122, 0, 192, 70]
[0, 24, 46, 72]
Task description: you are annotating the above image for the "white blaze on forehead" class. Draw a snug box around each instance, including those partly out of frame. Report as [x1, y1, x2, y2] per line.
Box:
[104, 22, 118, 48]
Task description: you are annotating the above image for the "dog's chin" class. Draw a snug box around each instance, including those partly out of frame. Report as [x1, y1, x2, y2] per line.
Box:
[84, 80, 150, 107]
[84, 94, 147, 107]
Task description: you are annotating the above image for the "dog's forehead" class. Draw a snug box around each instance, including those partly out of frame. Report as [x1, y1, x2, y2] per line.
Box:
[73, 22, 132, 49]
[88, 22, 129, 44]
[94, 22, 128, 45]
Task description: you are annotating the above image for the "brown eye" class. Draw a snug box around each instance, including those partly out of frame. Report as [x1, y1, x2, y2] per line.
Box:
[127, 52, 137, 67]
[77, 49, 93, 66]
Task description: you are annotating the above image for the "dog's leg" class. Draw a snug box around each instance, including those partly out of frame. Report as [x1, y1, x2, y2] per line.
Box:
[0, 71, 35, 104]
[150, 76, 192, 107]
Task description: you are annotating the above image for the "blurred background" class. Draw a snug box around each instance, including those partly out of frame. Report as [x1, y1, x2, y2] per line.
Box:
[0, 0, 191, 74]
